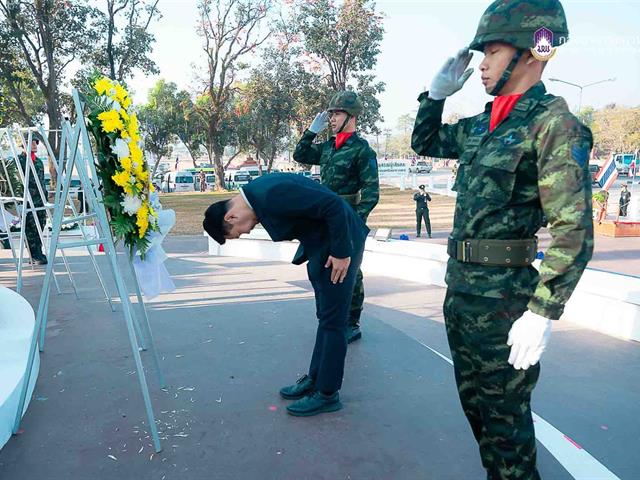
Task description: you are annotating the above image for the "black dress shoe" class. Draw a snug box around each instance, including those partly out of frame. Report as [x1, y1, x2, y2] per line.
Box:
[347, 325, 362, 344]
[32, 254, 48, 265]
[286, 391, 342, 417]
[279, 374, 315, 400]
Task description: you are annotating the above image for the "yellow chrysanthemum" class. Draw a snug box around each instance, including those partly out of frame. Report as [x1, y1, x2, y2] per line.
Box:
[130, 142, 143, 163]
[119, 108, 130, 124]
[136, 204, 149, 238]
[94, 77, 114, 96]
[114, 84, 129, 105]
[97, 110, 124, 133]
[128, 113, 140, 140]
[120, 156, 132, 172]
[112, 170, 130, 188]
[149, 182, 155, 193]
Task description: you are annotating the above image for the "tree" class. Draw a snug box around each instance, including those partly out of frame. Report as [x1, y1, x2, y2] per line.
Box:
[591, 105, 640, 155]
[194, 0, 272, 190]
[396, 113, 415, 135]
[0, 0, 101, 158]
[291, 0, 385, 134]
[577, 106, 595, 130]
[86, 0, 161, 83]
[0, 32, 45, 125]
[138, 80, 179, 174]
[236, 47, 298, 174]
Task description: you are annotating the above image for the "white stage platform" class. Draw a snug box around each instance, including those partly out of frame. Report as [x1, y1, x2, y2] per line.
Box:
[0, 286, 39, 450]
[206, 229, 640, 343]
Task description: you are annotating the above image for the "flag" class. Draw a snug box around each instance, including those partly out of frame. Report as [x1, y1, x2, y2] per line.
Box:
[595, 155, 618, 191]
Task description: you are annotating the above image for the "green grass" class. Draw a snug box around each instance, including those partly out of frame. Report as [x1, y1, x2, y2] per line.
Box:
[159, 186, 455, 235]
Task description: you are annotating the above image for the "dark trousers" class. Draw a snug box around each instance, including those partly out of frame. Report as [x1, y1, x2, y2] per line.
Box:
[443, 290, 540, 480]
[416, 208, 431, 236]
[348, 268, 364, 327]
[307, 243, 365, 393]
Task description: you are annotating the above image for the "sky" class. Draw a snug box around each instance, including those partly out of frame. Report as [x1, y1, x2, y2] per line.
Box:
[128, 0, 640, 132]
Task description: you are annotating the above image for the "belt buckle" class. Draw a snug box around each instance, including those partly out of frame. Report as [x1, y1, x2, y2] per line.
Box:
[462, 241, 471, 262]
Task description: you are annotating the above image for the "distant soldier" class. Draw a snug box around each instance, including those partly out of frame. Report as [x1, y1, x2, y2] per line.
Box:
[619, 184, 631, 217]
[413, 184, 432, 238]
[294, 91, 379, 344]
[199, 169, 207, 192]
[13, 137, 48, 265]
[412, 0, 594, 477]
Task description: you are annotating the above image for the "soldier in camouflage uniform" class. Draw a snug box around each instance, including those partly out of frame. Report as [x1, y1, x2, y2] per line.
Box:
[412, 1, 593, 478]
[294, 91, 379, 344]
[13, 138, 48, 264]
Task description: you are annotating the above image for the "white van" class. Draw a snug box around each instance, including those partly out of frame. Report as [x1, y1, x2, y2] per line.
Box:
[174, 171, 195, 192]
[241, 166, 260, 179]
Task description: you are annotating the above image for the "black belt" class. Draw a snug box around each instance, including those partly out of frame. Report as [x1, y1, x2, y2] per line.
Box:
[447, 237, 537, 267]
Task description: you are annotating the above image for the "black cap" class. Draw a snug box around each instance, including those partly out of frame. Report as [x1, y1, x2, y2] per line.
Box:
[418, 184, 425, 189]
[203, 201, 229, 245]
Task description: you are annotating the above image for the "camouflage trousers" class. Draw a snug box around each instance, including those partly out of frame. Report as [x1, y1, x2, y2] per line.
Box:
[443, 289, 541, 480]
[8, 160, 46, 257]
[348, 268, 364, 327]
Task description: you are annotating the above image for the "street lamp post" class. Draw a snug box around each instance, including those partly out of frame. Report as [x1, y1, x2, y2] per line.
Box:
[548, 77, 616, 114]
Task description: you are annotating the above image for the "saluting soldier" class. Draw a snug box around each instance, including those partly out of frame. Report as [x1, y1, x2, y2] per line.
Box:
[413, 184, 432, 238]
[294, 91, 379, 344]
[412, 1, 594, 478]
[12, 137, 48, 265]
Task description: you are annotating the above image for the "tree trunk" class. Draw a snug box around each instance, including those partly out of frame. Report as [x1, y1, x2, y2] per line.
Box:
[213, 149, 225, 191]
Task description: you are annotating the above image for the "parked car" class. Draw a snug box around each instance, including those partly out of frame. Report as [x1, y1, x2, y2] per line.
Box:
[409, 160, 432, 174]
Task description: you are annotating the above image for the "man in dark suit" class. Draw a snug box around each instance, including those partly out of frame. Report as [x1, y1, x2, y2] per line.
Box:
[203, 173, 369, 417]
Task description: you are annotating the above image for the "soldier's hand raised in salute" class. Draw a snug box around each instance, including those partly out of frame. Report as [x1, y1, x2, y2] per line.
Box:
[309, 111, 329, 134]
[429, 48, 474, 100]
[325, 255, 351, 284]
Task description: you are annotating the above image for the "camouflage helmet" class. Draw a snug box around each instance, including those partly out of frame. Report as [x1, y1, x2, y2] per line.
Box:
[469, 0, 569, 52]
[327, 91, 363, 117]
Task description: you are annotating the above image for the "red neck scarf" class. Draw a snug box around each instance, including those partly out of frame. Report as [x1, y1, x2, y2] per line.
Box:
[489, 93, 523, 132]
[335, 132, 354, 150]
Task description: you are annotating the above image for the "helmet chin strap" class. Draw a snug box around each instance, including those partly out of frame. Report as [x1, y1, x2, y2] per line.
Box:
[490, 49, 523, 96]
[336, 113, 352, 134]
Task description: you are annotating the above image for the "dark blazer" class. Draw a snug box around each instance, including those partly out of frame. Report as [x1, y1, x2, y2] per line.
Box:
[242, 173, 369, 265]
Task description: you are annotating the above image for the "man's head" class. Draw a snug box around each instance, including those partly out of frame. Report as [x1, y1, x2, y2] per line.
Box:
[470, 0, 568, 96]
[419, 184, 425, 190]
[327, 91, 362, 134]
[203, 195, 258, 245]
[622, 184, 628, 191]
[479, 42, 545, 95]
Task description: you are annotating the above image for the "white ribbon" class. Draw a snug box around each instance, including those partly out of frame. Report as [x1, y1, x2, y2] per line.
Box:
[132, 192, 176, 299]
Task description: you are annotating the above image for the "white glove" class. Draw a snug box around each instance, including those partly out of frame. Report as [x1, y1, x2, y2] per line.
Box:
[309, 111, 329, 134]
[507, 310, 552, 370]
[429, 48, 474, 100]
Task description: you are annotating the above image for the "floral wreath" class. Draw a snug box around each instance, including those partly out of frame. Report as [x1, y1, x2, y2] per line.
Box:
[82, 75, 158, 258]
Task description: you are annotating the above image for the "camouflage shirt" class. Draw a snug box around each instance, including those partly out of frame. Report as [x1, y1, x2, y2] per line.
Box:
[412, 82, 594, 320]
[294, 130, 380, 220]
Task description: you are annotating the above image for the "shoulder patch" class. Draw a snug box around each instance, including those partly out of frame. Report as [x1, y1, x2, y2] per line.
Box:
[571, 144, 589, 167]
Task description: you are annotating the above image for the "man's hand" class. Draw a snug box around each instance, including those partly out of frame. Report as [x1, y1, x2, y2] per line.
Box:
[429, 48, 474, 100]
[507, 310, 552, 370]
[309, 111, 329, 134]
[325, 255, 351, 284]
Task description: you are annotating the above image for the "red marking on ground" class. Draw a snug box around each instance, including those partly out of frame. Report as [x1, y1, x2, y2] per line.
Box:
[564, 435, 583, 449]
[269, 406, 277, 412]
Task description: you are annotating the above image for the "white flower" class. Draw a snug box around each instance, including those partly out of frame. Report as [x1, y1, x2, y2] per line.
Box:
[110, 138, 130, 160]
[121, 194, 142, 215]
